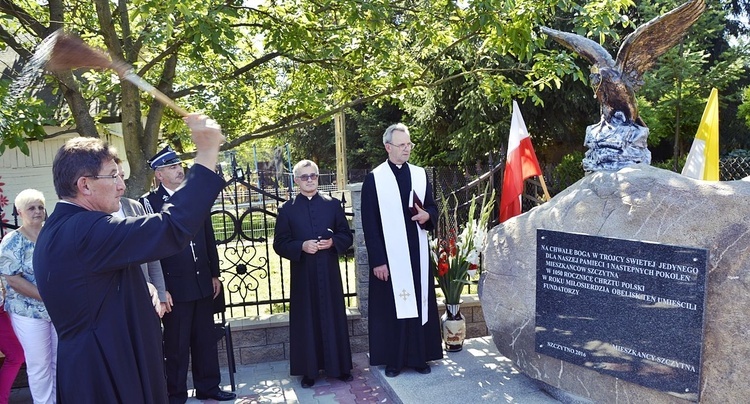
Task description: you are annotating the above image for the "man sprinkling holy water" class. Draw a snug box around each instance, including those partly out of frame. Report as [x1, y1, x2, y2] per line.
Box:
[361, 123, 443, 378]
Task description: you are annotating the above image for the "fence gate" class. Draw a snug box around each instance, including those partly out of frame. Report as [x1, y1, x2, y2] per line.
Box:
[211, 166, 289, 318]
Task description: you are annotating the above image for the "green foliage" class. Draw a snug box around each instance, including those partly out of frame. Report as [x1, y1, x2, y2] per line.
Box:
[345, 103, 404, 169]
[631, 0, 749, 161]
[552, 151, 586, 192]
[740, 86, 750, 128]
[0, 80, 53, 155]
[394, 0, 637, 167]
[651, 154, 687, 173]
[1, 0, 748, 185]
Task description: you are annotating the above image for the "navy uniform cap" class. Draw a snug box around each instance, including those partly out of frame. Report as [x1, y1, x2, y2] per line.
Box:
[148, 146, 182, 169]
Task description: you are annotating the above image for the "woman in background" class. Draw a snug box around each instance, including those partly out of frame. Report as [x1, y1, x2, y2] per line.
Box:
[0, 189, 57, 404]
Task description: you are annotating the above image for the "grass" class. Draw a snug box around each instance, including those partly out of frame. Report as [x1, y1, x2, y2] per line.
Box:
[211, 208, 277, 243]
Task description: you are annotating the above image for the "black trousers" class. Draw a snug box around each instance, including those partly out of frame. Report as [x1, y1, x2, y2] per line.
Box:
[162, 295, 221, 404]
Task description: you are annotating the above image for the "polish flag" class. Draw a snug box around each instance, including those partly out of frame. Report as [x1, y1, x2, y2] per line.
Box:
[499, 101, 542, 223]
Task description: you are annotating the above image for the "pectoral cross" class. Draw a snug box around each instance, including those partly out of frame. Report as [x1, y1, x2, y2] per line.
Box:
[190, 241, 198, 262]
[399, 289, 411, 301]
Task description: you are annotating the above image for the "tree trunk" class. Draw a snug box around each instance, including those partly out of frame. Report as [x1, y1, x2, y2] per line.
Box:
[58, 73, 100, 138]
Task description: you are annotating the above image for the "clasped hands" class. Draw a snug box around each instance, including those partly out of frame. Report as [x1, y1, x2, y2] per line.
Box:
[302, 238, 333, 254]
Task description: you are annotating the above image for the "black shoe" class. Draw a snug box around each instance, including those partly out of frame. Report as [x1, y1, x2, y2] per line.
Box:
[301, 377, 315, 388]
[414, 365, 431, 374]
[195, 390, 236, 401]
[337, 373, 353, 382]
[384, 367, 400, 377]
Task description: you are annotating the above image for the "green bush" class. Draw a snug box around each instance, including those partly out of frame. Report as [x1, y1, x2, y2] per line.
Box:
[552, 151, 586, 193]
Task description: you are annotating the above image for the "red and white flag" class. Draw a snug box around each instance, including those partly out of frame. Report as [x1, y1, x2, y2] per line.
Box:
[499, 101, 542, 223]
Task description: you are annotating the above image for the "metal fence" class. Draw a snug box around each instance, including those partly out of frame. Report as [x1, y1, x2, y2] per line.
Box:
[720, 157, 750, 180]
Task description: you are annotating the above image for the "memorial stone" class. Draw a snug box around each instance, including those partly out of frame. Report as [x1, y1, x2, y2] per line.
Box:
[480, 165, 750, 403]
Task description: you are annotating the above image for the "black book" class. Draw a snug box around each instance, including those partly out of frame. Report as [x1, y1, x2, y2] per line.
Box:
[409, 190, 426, 229]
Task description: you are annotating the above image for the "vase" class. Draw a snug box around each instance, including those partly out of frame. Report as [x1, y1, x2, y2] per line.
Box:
[440, 301, 466, 352]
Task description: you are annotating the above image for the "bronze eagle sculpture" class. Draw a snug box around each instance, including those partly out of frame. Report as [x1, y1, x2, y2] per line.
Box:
[541, 0, 706, 127]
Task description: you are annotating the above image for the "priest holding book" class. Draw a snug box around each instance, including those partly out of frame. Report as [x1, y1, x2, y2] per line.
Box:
[361, 123, 443, 378]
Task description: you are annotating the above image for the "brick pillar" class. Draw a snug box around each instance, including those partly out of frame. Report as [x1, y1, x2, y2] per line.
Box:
[346, 183, 370, 352]
[349, 183, 369, 319]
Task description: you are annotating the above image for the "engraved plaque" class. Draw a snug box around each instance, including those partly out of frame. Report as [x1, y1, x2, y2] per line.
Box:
[535, 229, 707, 401]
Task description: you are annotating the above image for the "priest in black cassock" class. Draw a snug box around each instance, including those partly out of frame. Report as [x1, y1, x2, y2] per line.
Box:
[273, 159, 354, 388]
[33, 115, 225, 403]
[361, 123, 443, 378]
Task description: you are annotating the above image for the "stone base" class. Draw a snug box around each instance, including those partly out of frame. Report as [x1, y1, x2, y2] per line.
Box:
[583, 118, 651, 171]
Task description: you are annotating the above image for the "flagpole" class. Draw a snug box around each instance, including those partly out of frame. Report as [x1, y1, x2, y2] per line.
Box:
[538, 175, 552, 201]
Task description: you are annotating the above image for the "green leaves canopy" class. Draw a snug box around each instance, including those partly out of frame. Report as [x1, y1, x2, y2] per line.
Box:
[2, 0, 698, 193]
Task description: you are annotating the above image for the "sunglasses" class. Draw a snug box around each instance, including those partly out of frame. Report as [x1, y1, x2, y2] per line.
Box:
[297, 173, 319, 181]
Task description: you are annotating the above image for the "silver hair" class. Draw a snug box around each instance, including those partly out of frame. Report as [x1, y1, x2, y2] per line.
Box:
[382, 123, 410, 145]
[14, 189, 45, 211]
[292, 159, 319, 177]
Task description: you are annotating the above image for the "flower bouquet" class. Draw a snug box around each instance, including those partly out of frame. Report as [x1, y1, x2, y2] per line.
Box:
[429, 187, 495, 305]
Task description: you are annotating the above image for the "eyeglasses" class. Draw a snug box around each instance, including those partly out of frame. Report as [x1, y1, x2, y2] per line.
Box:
[296, 173, 319, 181]
[84, 173, 125, 184]
[387, 142, 415, 150]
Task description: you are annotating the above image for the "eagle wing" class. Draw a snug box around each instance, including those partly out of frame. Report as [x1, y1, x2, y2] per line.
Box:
[616, 0, 706, 89]
[540, 27, 616, 70]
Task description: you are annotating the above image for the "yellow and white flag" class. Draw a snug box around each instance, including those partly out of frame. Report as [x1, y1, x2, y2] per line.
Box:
[682, 88, 719, 180]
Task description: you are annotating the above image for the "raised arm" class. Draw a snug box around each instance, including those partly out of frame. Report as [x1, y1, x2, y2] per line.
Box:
[185, 114, 224, 171]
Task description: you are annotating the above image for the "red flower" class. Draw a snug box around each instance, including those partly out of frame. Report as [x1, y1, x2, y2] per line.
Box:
[437, 253, 450, 276]
[448, 238, 457, 257]
[438, 261, 449, 276]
